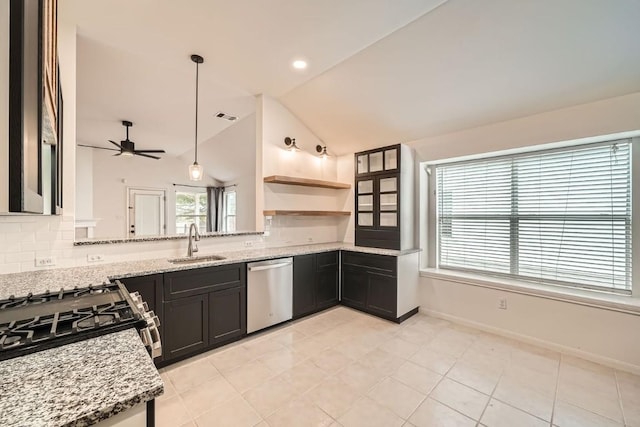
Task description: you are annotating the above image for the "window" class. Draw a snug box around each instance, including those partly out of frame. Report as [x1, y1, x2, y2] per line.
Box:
[433, 140, 633, 293]
[175, 191, 207, 234]
[224, 190, 237, 232]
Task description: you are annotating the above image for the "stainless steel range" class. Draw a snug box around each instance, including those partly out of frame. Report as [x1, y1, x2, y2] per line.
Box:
[0, 281, 161, 361]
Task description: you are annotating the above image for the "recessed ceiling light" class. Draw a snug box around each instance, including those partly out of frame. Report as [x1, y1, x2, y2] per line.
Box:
[292, 59, 307, 70]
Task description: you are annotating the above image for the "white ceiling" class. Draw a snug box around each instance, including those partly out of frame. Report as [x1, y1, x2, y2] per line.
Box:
[68, 0, 640, 157]
[69, 0, 444, 155]
[282, 0, 640, 154]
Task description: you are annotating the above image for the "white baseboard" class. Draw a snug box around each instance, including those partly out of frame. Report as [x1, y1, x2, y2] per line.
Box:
[419, 307, 640, 376]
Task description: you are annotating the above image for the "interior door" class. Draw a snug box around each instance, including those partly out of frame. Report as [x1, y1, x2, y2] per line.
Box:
[128, 188, 165, 237]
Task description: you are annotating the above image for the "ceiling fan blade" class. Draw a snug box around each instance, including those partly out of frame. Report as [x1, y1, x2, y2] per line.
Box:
[113, 153, 122, 157]
[77, 144, 120, 152]
[134, 149, 166, 154]
[134, 152, 161, 160]
[108, 140, 122, 149]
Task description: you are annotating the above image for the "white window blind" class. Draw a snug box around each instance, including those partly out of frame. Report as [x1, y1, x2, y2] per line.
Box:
[436, 140, 632, 293]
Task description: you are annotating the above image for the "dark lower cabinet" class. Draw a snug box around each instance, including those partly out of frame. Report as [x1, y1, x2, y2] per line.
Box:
[341, 265, 368, 310]
[293, 254, 316, 318]
[293, 252, 339, 318]
[209, 286, 246, 345]
[366, 272, 397, 318]
[163, 294, 208, 361]
[341, 251, 400, 322]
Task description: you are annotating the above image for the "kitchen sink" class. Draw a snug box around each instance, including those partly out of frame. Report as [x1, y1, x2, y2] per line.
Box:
[168, 254, 226, 264]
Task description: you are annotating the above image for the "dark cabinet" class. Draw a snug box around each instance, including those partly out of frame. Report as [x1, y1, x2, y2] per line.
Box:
[354, 144, 415, 250]
[293, 254, 316, 317]
[366, 272, 397, 318]
[341, 251, 399, 321]
[293, 251, 339, 318]
[7, 0, 62, 214]
[341, 265, 368, 310]
[163, 294, 208, 361]
[161, 263, 246, 365]
[209, 285, 246, 345]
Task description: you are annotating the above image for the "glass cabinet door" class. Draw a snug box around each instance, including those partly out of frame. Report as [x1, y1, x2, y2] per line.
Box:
[378, 176, 398, 228]
[369, 152, 383, 172]
[384, 148, 398, 170]
[357, 155, 369, 174]
[356, 179, 373, 227]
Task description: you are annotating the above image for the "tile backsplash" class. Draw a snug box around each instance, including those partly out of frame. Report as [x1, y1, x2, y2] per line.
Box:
[0, 214, 347, 274]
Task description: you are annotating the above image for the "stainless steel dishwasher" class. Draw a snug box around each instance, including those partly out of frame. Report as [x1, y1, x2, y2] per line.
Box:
[246, 257, 293, 333]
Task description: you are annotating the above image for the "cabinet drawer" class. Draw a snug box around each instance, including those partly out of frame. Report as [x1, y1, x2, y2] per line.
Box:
[164, 263, 245, 300]
[342, 251, 397, 275]
[316, 251, 338, 270]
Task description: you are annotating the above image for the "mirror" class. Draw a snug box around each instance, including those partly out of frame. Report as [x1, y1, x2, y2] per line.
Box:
[73, 36, 257, 241]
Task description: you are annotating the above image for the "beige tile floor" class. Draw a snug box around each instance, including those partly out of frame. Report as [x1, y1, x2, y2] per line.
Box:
[156, 307, 640, 427]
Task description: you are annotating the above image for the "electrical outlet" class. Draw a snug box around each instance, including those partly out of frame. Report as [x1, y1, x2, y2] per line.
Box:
[498, 298, 507, 310]
[87, 254, 105, 263]
[244, 241, 254, 248]
[35, 256, 56, 267]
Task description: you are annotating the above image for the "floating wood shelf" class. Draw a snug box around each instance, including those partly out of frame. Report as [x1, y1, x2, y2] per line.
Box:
[263, 210, 351, 217]
[263, 175, 351, 190]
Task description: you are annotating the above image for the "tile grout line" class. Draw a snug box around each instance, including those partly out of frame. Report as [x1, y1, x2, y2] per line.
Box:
[549, 352, 562, 426]
[614, 369, 628, 426]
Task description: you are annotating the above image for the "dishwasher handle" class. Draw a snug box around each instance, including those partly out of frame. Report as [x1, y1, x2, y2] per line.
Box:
[247, 261, 293, 272]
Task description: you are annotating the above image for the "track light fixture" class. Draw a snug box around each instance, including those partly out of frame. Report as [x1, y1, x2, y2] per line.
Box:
[284, 137, 300, 151]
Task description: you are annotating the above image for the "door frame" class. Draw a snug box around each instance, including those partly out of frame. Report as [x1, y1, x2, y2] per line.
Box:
[126, 186, 167, 237]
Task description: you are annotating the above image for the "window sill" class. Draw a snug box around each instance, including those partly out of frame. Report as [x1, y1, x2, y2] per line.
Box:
[419, 268, 640, 316]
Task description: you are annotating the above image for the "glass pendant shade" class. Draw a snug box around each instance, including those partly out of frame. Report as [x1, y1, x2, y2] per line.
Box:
[189, 162, 203, 181]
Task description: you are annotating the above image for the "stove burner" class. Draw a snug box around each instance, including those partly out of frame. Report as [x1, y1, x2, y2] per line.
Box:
[75, 313, 119, 330]
[0, 282, 145, 360]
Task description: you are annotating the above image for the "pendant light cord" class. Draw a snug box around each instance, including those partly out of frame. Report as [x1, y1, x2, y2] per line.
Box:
[194, 60, 199, 163]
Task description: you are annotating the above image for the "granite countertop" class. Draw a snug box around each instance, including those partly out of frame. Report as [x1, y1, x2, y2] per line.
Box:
[0, 329, 163, 427]
[0, 242, 420, 299]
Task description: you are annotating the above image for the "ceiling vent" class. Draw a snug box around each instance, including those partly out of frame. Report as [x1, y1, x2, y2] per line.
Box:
[215, 112, 238, 121]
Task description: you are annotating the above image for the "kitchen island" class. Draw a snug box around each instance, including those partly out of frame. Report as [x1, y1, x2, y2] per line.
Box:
[0, 329, 162, 427]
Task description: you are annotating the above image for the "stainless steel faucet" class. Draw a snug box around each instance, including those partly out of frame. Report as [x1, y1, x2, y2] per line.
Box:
[187, 223, 200, 257]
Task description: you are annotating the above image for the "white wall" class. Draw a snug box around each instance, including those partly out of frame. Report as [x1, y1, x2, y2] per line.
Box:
[260, 95, 349, 245]
[0, 0, 8, 212]
[412, 92, 640, 373]
[75, 146, 93, 220]
[91, 151, 219, 238]
[224, 173, 255, 232]
[180, 113, 257, 232]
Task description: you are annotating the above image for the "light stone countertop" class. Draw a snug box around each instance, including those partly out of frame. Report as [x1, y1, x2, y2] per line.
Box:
[0, 242, 419, 299]
[0, 242, 418, 427]
[0, 328, 163, 427]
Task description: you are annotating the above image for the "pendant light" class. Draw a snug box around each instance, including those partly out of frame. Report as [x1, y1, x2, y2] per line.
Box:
[188, 54, 204, 181]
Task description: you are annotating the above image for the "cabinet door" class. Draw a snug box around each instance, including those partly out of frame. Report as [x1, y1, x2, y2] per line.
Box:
[316, 252, 339, 310]
[209, 286, 246, 345]
[293, 254, 316, 318]
[341, 265, 368, 309]
[366, 272, 397, 319]
[163, 294, 208, 361]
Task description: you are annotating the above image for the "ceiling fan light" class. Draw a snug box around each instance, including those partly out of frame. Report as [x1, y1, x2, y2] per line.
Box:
[189, 162, 203, 181]
[120, 151, 134, 157]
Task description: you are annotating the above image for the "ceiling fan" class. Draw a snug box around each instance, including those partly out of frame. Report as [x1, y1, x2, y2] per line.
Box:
[78, 120, 166, 159]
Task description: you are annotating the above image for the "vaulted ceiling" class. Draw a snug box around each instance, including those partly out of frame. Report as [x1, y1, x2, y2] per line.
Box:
[68, 0, 640, 157]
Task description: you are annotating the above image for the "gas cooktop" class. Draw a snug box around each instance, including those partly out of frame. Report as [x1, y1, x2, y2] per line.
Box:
[0, 282, 147, 361]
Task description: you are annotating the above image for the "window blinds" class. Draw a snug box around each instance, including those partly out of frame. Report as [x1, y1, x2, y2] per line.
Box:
[436, 140, 632, 293]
